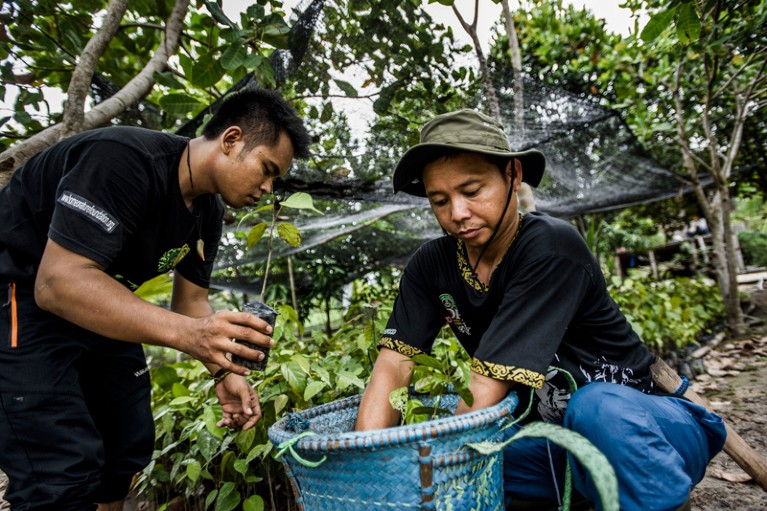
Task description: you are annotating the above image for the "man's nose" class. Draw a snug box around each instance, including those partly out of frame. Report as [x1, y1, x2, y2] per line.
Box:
[450, 197, 471, 223]
[259, 177, 274, 194]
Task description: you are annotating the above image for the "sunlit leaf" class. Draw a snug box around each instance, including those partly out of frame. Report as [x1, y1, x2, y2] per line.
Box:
[243, 495, 265, 511]
[676, 3, 701, 43]
[304, 380, 326, 400]
[273, 394, 289, 414]
[247, 223, 268, 250]
[277, 223, 302, 247]
[280, 192, 322, 213]
[640, 7, 676, 42]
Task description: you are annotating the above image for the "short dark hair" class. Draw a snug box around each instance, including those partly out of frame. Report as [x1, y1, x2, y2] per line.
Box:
[202, 87, 312, 159]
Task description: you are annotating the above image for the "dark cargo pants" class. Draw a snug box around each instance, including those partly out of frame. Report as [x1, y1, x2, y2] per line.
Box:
[0, 282, 154, 510]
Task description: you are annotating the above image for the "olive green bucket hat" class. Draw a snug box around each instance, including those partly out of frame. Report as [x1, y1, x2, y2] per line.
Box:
[392, 109, 546, 197]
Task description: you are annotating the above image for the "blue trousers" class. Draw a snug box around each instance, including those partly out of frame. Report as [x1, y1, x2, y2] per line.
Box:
[503, 382, 727, 511]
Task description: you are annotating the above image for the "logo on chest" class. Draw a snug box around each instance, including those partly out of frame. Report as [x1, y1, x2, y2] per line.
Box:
[439, 293, 471, 335]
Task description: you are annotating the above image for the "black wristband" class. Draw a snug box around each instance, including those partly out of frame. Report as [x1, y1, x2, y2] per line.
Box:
[212, 368, 231, 384]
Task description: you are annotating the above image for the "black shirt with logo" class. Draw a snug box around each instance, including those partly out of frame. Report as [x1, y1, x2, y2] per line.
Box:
[0, 126, 223, 290]
[381, 212, 655, 422]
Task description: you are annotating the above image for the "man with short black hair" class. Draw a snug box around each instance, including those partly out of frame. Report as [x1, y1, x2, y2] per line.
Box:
[356, 109, 726, 511]
[0, 87, 311, 510]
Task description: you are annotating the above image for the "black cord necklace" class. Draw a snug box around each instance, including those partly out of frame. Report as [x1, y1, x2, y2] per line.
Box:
[186, 140, 205, 261]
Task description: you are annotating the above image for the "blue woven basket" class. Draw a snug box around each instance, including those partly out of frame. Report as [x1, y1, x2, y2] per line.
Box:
[268, 391, 518, 511]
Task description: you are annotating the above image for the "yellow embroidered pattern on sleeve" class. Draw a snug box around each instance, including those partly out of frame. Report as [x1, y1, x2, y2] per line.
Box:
[471, 358, 545, 389]
[378, 337, 425, 357]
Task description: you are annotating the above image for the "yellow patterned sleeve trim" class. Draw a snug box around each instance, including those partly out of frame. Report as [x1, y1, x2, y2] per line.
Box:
[378, 337, 425, 358]
[471, 358, 545, 389]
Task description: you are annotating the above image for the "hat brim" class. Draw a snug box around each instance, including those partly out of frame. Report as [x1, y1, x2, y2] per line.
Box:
[392, 143, 546, 197]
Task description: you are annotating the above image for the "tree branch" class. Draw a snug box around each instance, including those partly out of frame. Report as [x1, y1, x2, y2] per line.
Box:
[61, 0, 130, 139]
[0, 0, 190, 184]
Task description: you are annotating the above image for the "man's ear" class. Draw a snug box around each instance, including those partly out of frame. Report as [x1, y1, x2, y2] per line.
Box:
[513, 158, 524, 188]
[221, 126, 243, 155]
[505, 159, 524, 184]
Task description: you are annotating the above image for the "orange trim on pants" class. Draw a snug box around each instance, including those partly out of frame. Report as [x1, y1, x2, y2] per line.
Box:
[10, 282, 17, 348]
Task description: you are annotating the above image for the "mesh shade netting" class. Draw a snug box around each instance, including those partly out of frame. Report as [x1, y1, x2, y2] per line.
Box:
[212, 74, 695, 290]
[494, 73, 690, 216]
[209, 2, 707, 293]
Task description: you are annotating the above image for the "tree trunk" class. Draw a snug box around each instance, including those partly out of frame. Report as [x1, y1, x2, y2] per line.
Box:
[453, 0, 536, 211]
[673, 67, 747, 335]
[500, 0, 535, 212]
[61, 0, 130, 140]
[711, 187, 746, 333]
[451, 1, 501, 121]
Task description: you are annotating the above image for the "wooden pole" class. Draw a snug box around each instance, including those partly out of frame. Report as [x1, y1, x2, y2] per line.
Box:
[651, 358, 767, 491]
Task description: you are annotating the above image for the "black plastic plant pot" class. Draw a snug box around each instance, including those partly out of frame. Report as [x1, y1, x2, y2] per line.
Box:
[232, 301, 278, 371]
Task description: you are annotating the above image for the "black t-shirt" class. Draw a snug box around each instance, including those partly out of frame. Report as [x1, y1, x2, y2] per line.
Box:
[0, 126, 223, 290]
[381, 212, 655, 422]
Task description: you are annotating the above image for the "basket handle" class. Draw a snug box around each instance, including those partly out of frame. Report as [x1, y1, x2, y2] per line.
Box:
[275, 432, 328, 467]
[467, 421, 619, 511]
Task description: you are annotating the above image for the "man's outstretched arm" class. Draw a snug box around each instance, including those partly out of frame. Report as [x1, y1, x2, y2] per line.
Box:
[355, 347, 415, 431]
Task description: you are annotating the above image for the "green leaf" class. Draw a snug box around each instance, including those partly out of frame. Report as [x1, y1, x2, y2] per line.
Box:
[221, 44, 248, 71]
[197, 428, 220, 462]
[214, 482, 241, 511]
[282, 360, 308, 393]
[186, 460, 202, 483]
[675, 3, 701, 43]
[246, 442, 272, 463]
[247, 223, 268, 250]
[203, 405, 225, 439]
[159, 94, 202, 115]
[304, 380, 326, 400]
[373, 83, 396, 114]
[205, 1, 237, 29]
[233, 458, 249, 475]
[273, 394, 289, 415]
[168, 396, 195, 407]
[389, 387, 409, 413]
[280, 192, 322, 213]
[320, 102, 333, 123]
[277, 223, 302, 247]
[335, 79, 358, 97]
[243, 495, 265, 511]
[336, 370, 365, 391]
[205, 490, 217, 510]
[403, 398, 428, 424]
[412, 353, 443, 370]
[640, 8, 676, 42]
[191, 53, 226, 88]
[236, 426, 256, 452]
[153, 70, 184, 89]
[171, 382, 190, 397]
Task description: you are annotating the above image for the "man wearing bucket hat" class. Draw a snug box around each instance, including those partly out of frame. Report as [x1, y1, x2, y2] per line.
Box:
[356, 109, 726, 511]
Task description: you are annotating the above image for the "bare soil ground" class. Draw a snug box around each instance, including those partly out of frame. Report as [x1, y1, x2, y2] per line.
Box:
[2, 335, 766, 511]
[689, 331, 767, 511]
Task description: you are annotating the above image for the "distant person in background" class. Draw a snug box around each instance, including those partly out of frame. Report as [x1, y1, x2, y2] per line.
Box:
[687, 215, 710, 237]
[0, 88, 311, 511]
